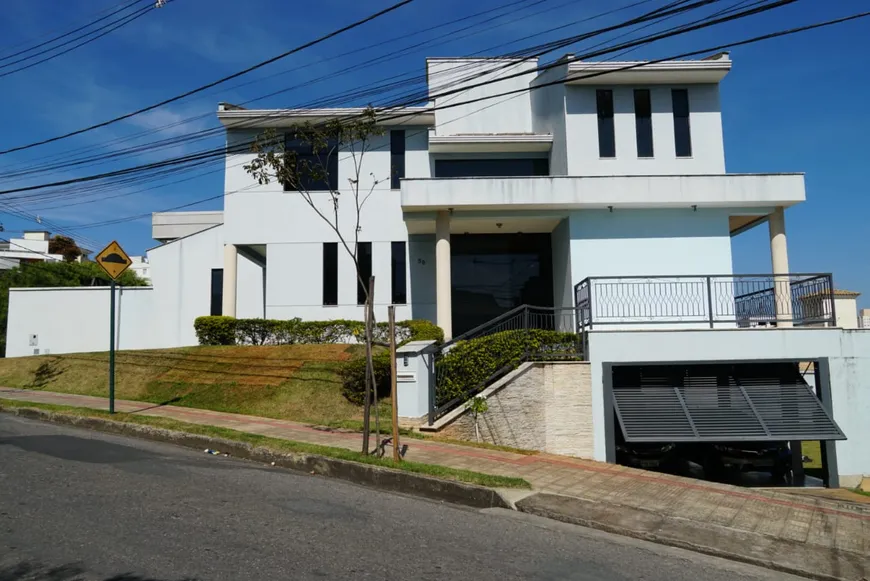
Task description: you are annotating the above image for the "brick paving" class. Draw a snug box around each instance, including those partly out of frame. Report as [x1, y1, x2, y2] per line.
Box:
[2, 387, 868, 560]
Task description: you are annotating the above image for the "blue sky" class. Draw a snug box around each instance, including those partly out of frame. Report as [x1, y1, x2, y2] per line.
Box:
[0, 0, 867, 307]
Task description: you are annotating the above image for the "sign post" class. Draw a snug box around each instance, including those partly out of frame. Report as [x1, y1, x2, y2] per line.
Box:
[94, 240, 133, 414]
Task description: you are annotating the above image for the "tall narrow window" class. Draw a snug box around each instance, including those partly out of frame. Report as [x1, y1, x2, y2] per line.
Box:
[390, 130, 405, 190]
[322, 243, 338, 306]
[357, 242, 372, 305]
[284, 134, 338, 191]
[672, 89, 692, 157]
[391, 241, 407, 304]
[634, 89, 654, 158]
[210, 269, 223, 316]
[596, 89, 615, 158]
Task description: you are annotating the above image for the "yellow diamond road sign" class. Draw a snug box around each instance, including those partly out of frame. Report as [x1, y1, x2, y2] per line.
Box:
[95, 240, 132, 280]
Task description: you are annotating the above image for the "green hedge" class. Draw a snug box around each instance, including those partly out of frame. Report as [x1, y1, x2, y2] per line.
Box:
[435, 329, 581, 405]
[193, 316, 443, 347]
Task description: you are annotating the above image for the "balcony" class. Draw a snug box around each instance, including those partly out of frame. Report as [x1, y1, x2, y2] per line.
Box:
[400, 174, 805, 212]
[574, 274, 836, 330]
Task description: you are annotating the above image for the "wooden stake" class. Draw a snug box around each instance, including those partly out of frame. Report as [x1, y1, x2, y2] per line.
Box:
[388, 305, 400, 462]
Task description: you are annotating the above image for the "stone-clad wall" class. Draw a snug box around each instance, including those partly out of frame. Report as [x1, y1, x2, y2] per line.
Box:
[439, 362, 593, 458]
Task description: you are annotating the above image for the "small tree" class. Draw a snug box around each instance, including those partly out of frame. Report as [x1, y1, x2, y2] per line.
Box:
[244, 107, 386, 454]
[468, 396, 489, 443]
[48, 235, 86, 262]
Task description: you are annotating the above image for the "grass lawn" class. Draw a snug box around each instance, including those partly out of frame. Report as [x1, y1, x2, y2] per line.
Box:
[0, 398, 530, 489]
[0, 345, 390, 427]
[0, 346, 540, 456]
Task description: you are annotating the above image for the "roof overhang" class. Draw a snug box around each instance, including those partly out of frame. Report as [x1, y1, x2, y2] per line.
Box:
[217, 106, 435, 129]
[428, 133, 553, 153]
[566, 54, 731, 85]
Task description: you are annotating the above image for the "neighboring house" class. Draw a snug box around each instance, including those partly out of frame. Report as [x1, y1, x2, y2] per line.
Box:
[6, 53, 870, 488]
[861, 308, 870, 329]
[796, 289, 861, 329]
[128, 256, 152, 283]
[0, 231, 64, 269]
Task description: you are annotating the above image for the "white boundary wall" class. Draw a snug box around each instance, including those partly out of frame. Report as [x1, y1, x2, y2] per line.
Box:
[7, 286, 160, 356]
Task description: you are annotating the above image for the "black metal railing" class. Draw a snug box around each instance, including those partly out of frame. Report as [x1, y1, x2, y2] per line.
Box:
[427, 305, 581, 425]
[574, 273, 835, 330]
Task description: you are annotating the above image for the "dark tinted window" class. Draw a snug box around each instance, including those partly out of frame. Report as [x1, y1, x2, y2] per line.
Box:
[391, 241, 407, 304]
[210, 269, 223, 316]
[596, 89, 615, 158]
[322, 243, 338, 306]
[284, 134, 339, 191]
[390, 130, 405, 190]
[634, 89, 654, 158]
[433, 158, 548, 178]
[357, 242, 372, 305]
[672, 89, 692, 157]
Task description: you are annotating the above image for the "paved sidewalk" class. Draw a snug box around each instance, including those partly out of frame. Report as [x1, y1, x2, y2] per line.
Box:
[2, 388, 868, 580]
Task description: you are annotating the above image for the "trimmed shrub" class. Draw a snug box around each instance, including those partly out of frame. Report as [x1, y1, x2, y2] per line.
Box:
[193, 316, 237, 346]
[435, 329, 580, 405]
[193, 316, 442, 348]
[235, 318, 282, 345]
[338, 353, 392, 405]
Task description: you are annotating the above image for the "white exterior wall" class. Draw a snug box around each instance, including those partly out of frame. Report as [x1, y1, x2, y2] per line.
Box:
[569, 208, 733, 280]
[530, 64, 569, 175]
[428, 58, 537, 135]
[6, 287, 158, 357]
[565, 84, 725, 176]
[224, 128, 425, 323]
[587, 328, 870, 486]
[147, 225, 226, 347]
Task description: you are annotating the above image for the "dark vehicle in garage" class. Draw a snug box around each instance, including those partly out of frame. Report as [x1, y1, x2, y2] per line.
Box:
[698, 441, 793, 484]
[615, 430, 678, 471]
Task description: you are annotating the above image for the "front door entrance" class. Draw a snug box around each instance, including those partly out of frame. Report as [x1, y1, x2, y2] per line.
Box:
[451, 233, 553, 336]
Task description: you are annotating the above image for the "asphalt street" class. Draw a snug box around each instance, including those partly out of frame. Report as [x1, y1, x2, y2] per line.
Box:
[0, 415, 806, 581]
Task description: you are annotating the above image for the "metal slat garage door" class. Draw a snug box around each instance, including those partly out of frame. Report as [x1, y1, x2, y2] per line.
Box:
[612, 364, 845, 443]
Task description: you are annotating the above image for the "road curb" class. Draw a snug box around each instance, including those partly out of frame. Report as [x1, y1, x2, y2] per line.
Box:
[2, 406, 513, 511]
[516, 493, 867, 581]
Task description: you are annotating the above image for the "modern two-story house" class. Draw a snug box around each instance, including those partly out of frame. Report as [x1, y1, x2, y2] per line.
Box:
[210, 53, 803, 340]
[8, 53, 869, 488]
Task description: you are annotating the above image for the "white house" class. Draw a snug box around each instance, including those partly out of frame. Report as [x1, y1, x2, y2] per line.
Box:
[7, 53, 870, 488]
[0, 231, 64, 269]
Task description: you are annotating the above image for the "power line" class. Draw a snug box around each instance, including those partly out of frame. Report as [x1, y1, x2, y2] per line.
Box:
[0, 0, 816, 227]
[0, 0, 712, 195]
[0, 0, 149, 63]
[0, 0, 569, 180]
[0, 0, 417, 156]
[53, 7, 870, 234]
[0, 3, 156, 80]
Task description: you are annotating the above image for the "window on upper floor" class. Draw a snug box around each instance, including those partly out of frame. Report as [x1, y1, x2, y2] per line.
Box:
[391, 241, 407, 304]
[284, 134, 339, 192]
[322, 243, 338, 306]
[634, 89, 654, 158]
[390, 130, 405, 190]
[672, 89, 692, 158]
[210, 269, 223, 316]
[357, 242, 372, 305]
[433, 158, 548, 178]
[596, 89, 616, 158]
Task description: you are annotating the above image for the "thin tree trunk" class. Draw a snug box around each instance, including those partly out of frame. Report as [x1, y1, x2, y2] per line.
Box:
[362, 288, 372, 455]
[367, 276, 381, 454]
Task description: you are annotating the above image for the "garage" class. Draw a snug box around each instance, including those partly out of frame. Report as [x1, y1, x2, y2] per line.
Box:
[606, 361, 846, 487]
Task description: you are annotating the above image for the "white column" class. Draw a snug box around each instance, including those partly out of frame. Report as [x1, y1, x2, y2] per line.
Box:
[435, 210, 452, 340]
[222, 244, 238, 318]
[768, 207, 793, 327]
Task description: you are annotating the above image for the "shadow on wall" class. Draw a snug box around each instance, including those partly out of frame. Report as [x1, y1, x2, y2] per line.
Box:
[0, 561, 198, 581]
